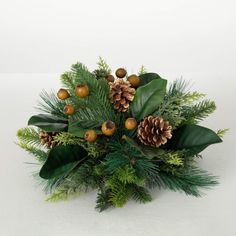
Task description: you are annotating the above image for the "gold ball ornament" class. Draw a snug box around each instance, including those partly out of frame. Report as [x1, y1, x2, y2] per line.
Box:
[127, 74, 140, 87]
[75, 84, 89, 98]
[115, 68, 127, 78]
[84, 130, 97, 142]
[125, 118, 137, 130]
[101, 121, 117, 136]
[57, 88, 70, 100]
[63, 104, 75, 115]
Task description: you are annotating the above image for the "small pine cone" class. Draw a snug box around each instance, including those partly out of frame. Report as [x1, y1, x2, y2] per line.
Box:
[109, 80, 135, 112]
[137, 116, 172, 147]
[39, 131, 58, 149]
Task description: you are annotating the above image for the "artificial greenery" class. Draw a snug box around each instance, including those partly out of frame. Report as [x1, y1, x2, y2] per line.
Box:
[17, 58, 226, 212]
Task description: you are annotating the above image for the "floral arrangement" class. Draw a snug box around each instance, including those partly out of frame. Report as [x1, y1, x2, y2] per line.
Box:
[17, 58, 226, 211]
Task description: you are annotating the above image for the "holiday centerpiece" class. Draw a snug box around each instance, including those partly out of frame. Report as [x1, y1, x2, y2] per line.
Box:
[17, 58, 226, 211]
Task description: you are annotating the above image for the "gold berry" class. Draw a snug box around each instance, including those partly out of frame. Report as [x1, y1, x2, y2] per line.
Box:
[75, 84, 89, 98]
[57, 88, 70, 100]
[63, 104, 75, 115]
[125, 118, 137, 130]
[106, 74, 115, 82]
[115, 68, 127, 78]
[101, 121, 116, 136]
[84, 130, 97, 142]
[127, 74, 140, 87]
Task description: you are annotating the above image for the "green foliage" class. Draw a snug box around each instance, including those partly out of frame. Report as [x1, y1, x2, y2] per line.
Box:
[48, 159, 104, 202]
[154, 79, 206, 129]
[17, 142, 48, 162]
[96, 189, 113, 212]
[138, 65, 147, 75]
[61, 63, 116, 127]
[130, 79, 167, 120]
[216, 128, 229, 138]
[182, 100, 216, 124]
[157, 167, 219, 197]
[39, 145, 88, 179]
[54, 132, 106, 158]
[17, 127, 42, 147]
[37, 90, 67, 119]
[131, 185, 152, 203]
[96, 57, 111, 74]
[28, 114, 68, 132]
[17, 127, 48, 162]
[138, 72, 162, 86]
[167, 124, 222, 155]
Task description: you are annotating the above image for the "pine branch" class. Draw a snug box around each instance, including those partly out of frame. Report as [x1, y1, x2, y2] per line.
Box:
[157, 167, 219, 197]
[97, 57, 111, 74]
[131, 185, 152, 203]
[138, 65, 147, 75]
[96, 189, 113, 212]
[17, 127, 42, 147]
[182, 100, 216, 124]
[216, 128, 229, 138]
[17, 127, 48, 162]
[36, 90, 67, 119]
[61, 63, 117, 126]
[17, 142, 48, 162]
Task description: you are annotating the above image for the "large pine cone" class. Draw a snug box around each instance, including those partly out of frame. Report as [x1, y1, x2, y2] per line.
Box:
[137, 116, 172, 147]
[39, 131, 58, 149]
[109, 80, 135, 112]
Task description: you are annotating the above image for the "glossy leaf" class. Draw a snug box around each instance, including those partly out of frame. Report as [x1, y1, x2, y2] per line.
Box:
[130, 79, 167, 121]
[167, 124, 222, 155]
[139, 73, 162, 86]
[28, 114, 68, 132]
[68, 120, 102, 138]
[39, 145, 87, 179]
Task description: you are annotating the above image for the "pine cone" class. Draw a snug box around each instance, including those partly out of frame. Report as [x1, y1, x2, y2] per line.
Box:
[39, 131, 58, 149]
[137, 116, 172, 147]
[109, 80, 135, 112]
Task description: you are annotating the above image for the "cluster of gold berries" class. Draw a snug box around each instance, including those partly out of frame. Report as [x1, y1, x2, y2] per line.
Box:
[56, 69, 139, 143]
[84, 118, 137, 142]
[57, 83, 90, 116]
[105, 68, 140, 88]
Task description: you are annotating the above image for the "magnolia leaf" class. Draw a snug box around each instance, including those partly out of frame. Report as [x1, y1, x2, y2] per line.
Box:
[68, 120, 102, 138]
[130, 79, 167, 121]
[39, 145, 87, 179]
[28, 114, 68, 132]
[167, 124, 222, 155]
[139, 73, 162, 86]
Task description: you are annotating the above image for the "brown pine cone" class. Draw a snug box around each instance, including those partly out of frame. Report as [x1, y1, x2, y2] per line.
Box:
[39, 131, 58, 149]
[137, 116, 172, 147]
[109, 80, 135, 112]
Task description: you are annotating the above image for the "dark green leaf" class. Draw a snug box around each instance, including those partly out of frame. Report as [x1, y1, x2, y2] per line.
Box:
[139, 73, 162, 86]
[167, 124, 222, 155]
[28, 114, 68, 132]
[130, 79, 167, 121]
[39, 145, 88, 179]
[68, 120, 102, 138]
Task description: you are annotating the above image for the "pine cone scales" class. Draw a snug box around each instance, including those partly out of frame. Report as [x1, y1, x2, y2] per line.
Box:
[109, 80, 135, 112]
[39, 131, 58, 148]
[138, 116, 172, 147]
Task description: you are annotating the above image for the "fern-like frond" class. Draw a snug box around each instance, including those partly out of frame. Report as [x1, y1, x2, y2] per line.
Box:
[131, 185, 152, 203]
[17, 127, 42, 147]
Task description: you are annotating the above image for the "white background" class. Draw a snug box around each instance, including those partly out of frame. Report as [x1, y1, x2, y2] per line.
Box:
[0, 0, 236, 235]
